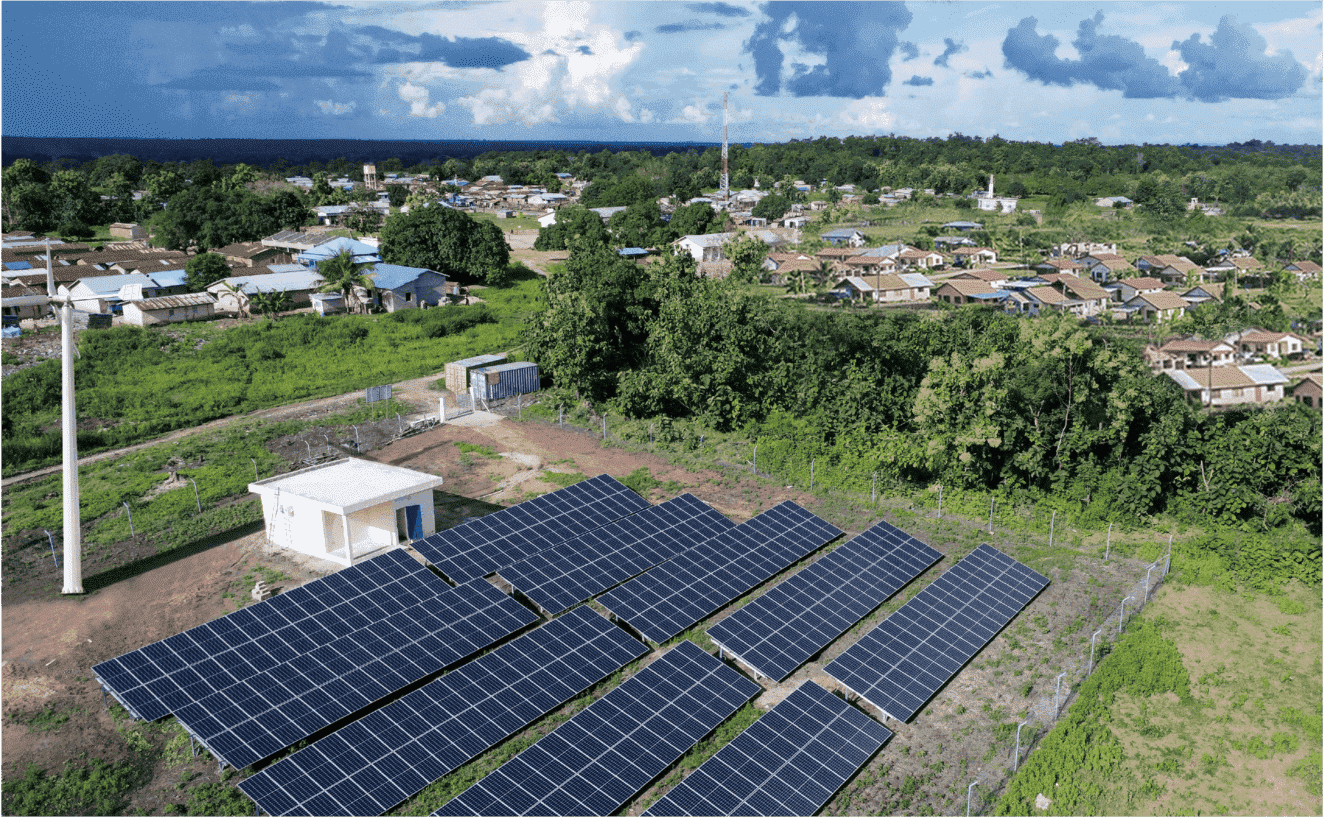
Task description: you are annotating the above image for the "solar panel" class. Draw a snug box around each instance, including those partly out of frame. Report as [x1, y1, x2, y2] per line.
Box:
[411, 474, 650, 583]
[824, 544, 1049, 723]
[174, 578, 538, 770]
[238, 606, 647, 816]
[499, 493, 736, 616]
[643, 681, 892, 816]
[708, 519, 941, 682]
[91, 550, 447, 722]
[598, 502, 842, 644]
[434, 641, 762, 817]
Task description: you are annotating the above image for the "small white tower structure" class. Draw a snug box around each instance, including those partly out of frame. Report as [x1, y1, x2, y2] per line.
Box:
[363, 163, 378, 191]
[45, 240, 83, 593]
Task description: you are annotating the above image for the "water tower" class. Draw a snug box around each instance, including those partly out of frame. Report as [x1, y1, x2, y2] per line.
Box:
[363, 163, 378, 191]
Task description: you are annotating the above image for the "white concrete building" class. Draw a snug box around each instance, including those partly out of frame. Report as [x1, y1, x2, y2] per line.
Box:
[250, 459, 443, 566]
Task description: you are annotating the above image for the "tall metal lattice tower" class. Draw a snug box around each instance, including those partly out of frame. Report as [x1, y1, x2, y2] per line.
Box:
[720, 91, 730, 205]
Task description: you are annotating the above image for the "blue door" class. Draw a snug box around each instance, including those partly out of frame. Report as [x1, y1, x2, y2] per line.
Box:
[405, 505, 424, 540]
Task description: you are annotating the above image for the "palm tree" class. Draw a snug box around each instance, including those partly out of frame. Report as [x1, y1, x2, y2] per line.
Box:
[215, 281, 250, 320]
[316, 249, 375, 314]
[249, 288, 292, 321]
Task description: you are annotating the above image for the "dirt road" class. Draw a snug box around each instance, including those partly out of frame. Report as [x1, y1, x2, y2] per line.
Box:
[1, 372, 447, 489]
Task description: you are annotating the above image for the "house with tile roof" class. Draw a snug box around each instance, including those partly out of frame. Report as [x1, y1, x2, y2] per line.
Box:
[1145, 339, 1236, 373]
[1283, 260, 1321, 281]
[934, 279, 1003, 306]
[1163, 365, 1289, 409]
[835, 273, 932, 304]
[951, 247, 997, 267]
[1181, 282, 1225, 306]
[1238, 331, 1305, 360]
[1123, 290, 1188, 323]
[1115, 277, 1167, 303]
[1291, 373, 1322, 410]
[1052, 276, 1112, 316]
[951, 268, 1009, 287]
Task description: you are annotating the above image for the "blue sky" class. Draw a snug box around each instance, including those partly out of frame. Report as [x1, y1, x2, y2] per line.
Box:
[4, 1, 1320, 145]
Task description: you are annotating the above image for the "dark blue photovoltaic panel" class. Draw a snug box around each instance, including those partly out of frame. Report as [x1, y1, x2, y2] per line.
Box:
[599, 502, 842, 644]
[411, 474, 650, 583]
[825, 544, 1049, 723]
[644, 681, 891, 817]
[708, 519, 941, 682]
[499, 493, 735, 616]
[434, 641, 761, 817]
[174, 579, 538, 770]
[239, 606, 646, 816]
[91, 550, 447, 722]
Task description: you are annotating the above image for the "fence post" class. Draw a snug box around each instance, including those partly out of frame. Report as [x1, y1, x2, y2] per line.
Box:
[559, 406, 564, 428]
[603, 416, 607, 440]
[439, 396, 445, 424]
[1105, 522, 1112, 560]
[989, 497, 995, 533]
[1119, 596, 1133, 635]
[188, 477, 202, 513]
[1054, 671, 1067, 719]
[1014, 720, 1030, 770]
[1049, 510, 1055, 547]
[966, 780, 980, 817]
[123, 502, 135, 538]
[700, 434, 705, 456]
[1089, 628, 1101, 673]
[304, 440, 313, 460]
[518, 393, 522, 420]
[872, 471, 877, 505]
[753, 444, 757, 474]
[650, 423, 654, 451]
[1164, 534, 1172, 576]
[810, 459, 815, 491]
[938, 484, 943, 518]
[44, 530, 59, 568]
[1144, 563, 1157, 600]
[251, 458, 259, 481]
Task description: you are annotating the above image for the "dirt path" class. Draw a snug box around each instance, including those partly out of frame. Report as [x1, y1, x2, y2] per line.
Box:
[1, 373, 447, 489]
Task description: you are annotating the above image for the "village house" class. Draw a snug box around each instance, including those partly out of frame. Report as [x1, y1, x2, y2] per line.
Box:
[218, 241, 286, 267]
[58, 272, 164, 314]
[1052, 276, 1112, 316]
[1050, 241, 1116, 259]
[1144, 339, 1237, 373]
[934, 279, 1003, 306]
[1114, 277, 1167, 303]
[121, 292, 217, 327]
[207, 269, 325, 313]
[1180, 282, 1225, 306]
[365, 264, 448, 312]
[1021, 285, 1085, 317]
[1291, 373, 1322, 410]
[296, 236, 381, 268]
[1079, 253, 1135, 283]
[834, 273, 932, 304]
[1, 279, 50, 322]
[820, 228, 867, 247]
[950, 247, 997, 267]
[1238, 331, 1305, 360]
[1034, 258, 1085, 276]
[1283, 260, 1321, 281]
[1134, 255, 1194, 276]
[1123, 290, 1188, 323]
[951, 268, 1009, 288]
[895, 248, 947, 271]
[674, 233, 737, 263]
[1163, 365, 1289, 409]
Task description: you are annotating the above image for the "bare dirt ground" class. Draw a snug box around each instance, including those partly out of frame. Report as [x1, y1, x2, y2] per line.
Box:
[2, 409, 1153, 816]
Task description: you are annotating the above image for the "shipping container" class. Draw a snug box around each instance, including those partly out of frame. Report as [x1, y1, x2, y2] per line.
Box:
[444, 353, 508, 394]
[471, 361, 540, 401]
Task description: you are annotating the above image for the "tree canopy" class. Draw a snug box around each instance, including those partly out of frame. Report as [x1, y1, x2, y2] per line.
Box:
[379, 204, 510, 285]
[183, 253, 232, 292]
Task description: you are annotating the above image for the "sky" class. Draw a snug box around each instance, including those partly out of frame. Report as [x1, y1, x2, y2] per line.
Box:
[3, 1, 1321, 146]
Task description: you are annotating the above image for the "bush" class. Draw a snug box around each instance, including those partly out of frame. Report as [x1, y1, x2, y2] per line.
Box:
[3, 757, 143, 816]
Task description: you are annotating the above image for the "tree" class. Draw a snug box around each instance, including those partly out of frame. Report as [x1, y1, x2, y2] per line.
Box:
[183, 253, 232, 292]
[214, 281, 250, 320]
[1, 159, 54, 232]
[381, 205, 510, 286]
[724, 234, 767, 284]
[751, 193, 791, 222]
[249, 288, 293, 320]
[667, 201, 720, 239]
[346, 206, 382, 236]
[533, 206, 609, 251]
[608, 200, 665, 249]
[316, 250, 376, 314]
[386, 186, 409, 208]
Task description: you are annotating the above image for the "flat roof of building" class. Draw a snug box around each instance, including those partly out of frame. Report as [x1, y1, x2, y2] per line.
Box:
[249, 459, 443, 514]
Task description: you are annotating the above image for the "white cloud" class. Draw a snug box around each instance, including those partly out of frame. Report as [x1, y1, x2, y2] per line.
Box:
[674, 104, 710, 124]
[639, 108, 655, 124]
[398, 81, 444, 118]
[315, 99, 357, 115]
[838, 98, 895, 129]
[613, 95, 634, 122]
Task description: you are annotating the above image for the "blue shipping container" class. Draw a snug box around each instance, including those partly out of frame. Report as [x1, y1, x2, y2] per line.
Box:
[471, 362, 540, 401]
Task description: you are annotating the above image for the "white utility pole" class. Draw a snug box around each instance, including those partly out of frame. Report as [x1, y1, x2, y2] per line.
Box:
[48, 239, 83, 594]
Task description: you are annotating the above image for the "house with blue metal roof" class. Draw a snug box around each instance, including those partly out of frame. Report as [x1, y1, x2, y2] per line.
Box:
[59, 272, 165, 313]
[309, 263, 448, 315]
[206, 270, 325, 314]
[821, 228, 866, 247]
[295, 236, 381, 268]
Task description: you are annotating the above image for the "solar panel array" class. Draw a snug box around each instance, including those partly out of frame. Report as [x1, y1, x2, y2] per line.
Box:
[92, 550, 447, 722]
[435, 641, 762, 817]
[175, 579, 538, 769]
[599, 502, 842, 644]
[825, 544, 1049, 723]
[643, 681, 892, 816]
[239, 606, 647, 816]
[411, 474, 650, 583]
[499, 493, 736, 616]
[708, 519, 942, 682]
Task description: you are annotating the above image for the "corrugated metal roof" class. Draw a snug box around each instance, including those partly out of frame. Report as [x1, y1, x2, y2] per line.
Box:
[1242, 365, 1289, 385]
[211, 270, 324, 295]
[898, 273, 934, 288]
[151, 269, 189, 288]
[74, 272, 160, 295]
[367, 263, 435, 290]
[129, 292, 216, 310]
